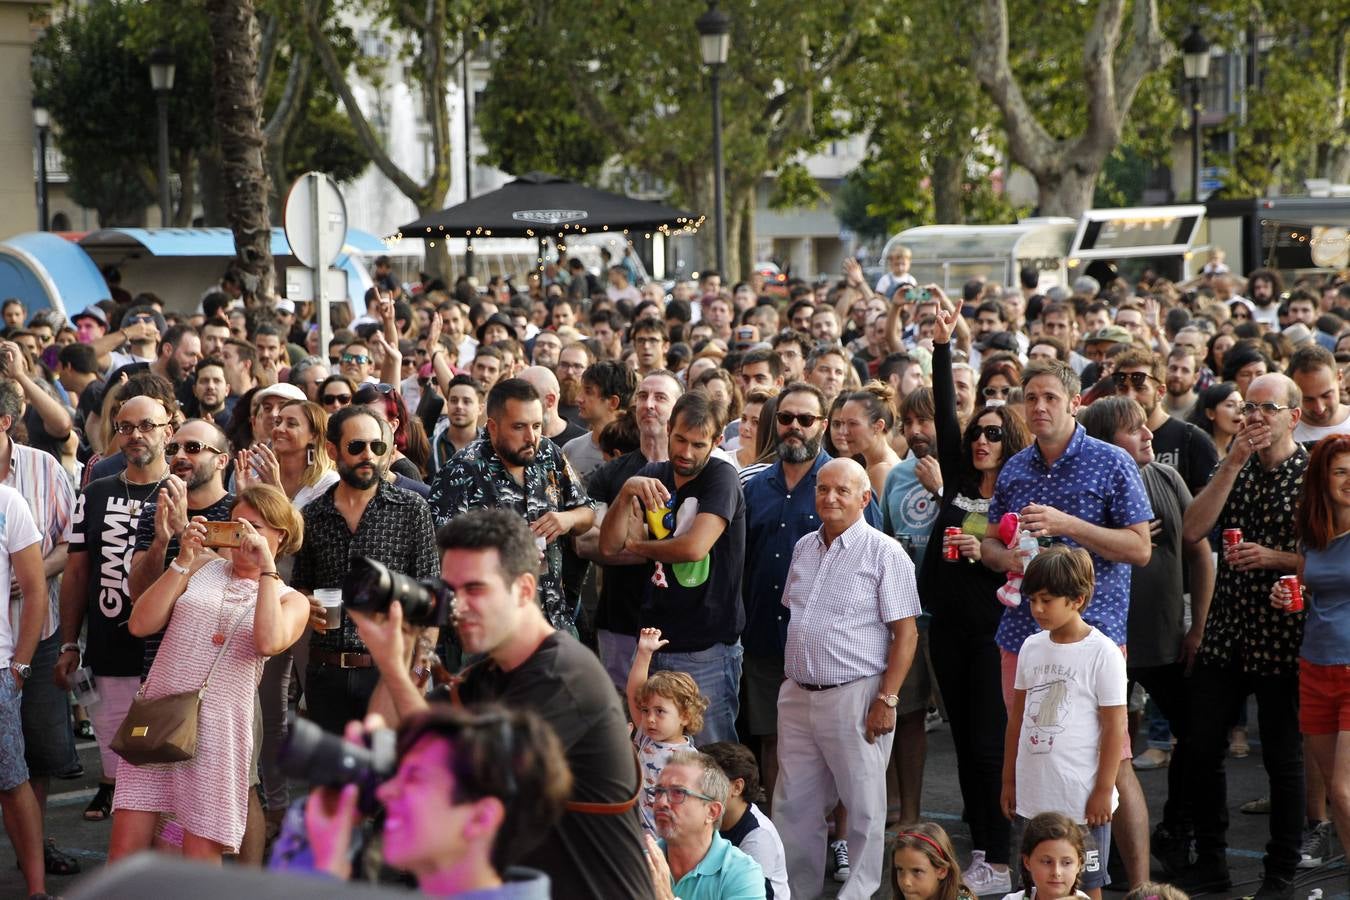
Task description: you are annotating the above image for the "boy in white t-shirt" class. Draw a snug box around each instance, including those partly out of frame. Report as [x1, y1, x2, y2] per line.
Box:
[0, 482, 55, 897]
[1001, 547, 1128, 900]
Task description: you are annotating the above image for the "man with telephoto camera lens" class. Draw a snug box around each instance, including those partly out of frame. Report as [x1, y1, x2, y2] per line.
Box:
[298, 703, 570, 898]
[347, 508, 656, 899]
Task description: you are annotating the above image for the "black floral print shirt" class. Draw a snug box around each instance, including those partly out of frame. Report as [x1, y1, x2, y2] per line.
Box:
[1198, 446, 1308, 676]
[427, 435, 593, 629]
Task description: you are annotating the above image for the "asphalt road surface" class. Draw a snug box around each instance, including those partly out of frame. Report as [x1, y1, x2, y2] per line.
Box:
[2, 699, 1345, 899]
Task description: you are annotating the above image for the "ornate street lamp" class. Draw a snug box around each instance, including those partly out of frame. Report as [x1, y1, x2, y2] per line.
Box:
[148, 47, 176, 226]
[1181, 25, 1211, 203]
[696, 2, 730, 278]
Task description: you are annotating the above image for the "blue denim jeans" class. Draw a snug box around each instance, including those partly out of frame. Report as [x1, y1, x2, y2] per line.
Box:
[651, 640, 743, 744]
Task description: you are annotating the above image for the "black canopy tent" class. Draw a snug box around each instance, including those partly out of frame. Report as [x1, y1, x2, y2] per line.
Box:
[396, 171, 701, 275]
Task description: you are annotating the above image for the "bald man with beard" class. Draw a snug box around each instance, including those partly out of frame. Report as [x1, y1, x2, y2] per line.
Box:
[520, 365, 587, 447]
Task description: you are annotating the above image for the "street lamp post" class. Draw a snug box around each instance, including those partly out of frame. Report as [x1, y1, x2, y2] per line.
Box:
[1181, 24, 1211, 203]
[148, 48, 176, 227]
[32, 102, 49, 232]
[696, 2, 730, 278]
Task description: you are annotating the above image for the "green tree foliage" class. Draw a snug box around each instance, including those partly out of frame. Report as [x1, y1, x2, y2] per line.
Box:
[34, 2, 215, 224]
[34, 0, 373, 228]
[476, 0, 875, 279]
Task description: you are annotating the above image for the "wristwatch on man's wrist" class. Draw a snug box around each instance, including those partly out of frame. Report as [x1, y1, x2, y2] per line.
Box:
[878, 692, 899, 708]
[11, 662, 32, 679]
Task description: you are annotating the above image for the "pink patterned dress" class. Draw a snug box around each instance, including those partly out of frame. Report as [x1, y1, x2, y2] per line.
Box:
[113, 557, 268, 851]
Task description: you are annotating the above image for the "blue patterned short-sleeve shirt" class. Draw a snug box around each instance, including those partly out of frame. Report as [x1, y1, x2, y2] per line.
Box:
[989, 424, 1153, 652]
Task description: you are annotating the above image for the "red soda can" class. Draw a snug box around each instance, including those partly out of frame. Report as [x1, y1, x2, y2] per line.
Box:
[1223, 528, 1242, 548]
[1280, 575, 1303, 613]
[944, 527, 961, 561]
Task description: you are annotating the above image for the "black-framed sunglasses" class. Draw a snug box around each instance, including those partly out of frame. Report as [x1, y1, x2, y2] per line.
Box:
[345, 439, 389, 456]
[776, 411, 823, 428]
[322, 393, 352, 406]
[113, 420, 169, 435]
[982, 385, 1011, 398]
[970, 425, 1005, 443]
[165, 441, 223, 457]
[1112, 371, 1157, 390]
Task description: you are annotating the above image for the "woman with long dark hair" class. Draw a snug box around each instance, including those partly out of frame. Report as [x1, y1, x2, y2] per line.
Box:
[1277, 435, 1350, 869]
[921, 308, 1030, 894]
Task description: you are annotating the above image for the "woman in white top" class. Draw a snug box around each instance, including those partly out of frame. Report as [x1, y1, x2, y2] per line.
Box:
[236, 399, 337, 833]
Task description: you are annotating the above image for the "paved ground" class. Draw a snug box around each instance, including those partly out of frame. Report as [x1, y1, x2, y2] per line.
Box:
[2, 699, 1345, 899]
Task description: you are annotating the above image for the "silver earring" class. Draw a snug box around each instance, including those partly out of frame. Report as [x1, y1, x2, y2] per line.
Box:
[306, 446, 316, 465]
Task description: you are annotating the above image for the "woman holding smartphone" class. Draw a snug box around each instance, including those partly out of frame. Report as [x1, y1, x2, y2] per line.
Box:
[109, 486, 309, 863]
[236, 399, 338, 833]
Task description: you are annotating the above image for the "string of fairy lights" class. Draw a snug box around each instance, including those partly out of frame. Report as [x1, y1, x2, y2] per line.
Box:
[385, 214, 706, 273]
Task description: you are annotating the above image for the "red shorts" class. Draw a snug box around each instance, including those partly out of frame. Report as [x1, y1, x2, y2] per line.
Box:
[1299, 658, 1350, 735]
[1002, 645, 1133, 760]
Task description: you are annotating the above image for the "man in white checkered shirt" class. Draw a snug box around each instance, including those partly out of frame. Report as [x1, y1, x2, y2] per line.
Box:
[772, 457, 920, 900]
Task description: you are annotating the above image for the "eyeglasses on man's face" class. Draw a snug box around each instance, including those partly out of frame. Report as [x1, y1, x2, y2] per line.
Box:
[1240, 401, 1293, 417]
[114, 420, 169, 436]
[650, 785, 716, 806]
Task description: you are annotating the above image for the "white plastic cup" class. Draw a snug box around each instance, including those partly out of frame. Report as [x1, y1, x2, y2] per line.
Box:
[73, 666, 99, 708]
[314, 589, 343, 631]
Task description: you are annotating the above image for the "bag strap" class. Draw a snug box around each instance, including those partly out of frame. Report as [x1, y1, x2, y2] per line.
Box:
[199, 602, 252, 696]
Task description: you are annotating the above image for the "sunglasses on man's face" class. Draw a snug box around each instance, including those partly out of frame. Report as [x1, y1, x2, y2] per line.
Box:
[776, 411, 823, 428]
[345, 439, 389, 456]
[342, 353, 371, 365]
[1112, 371, 1156, 391]
[165, 440, 223, 457]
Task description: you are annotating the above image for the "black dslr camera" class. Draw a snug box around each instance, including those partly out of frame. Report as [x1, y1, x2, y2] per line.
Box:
[277, 716, 397, 813]
[342, 556, 455, 627]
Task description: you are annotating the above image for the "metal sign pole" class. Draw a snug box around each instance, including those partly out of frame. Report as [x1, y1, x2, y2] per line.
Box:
[312, 172, 332, 357]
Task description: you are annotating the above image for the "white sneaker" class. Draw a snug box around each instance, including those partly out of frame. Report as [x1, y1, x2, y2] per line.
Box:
[831, 839, 851, 882]
[964, 851, 1013, 896]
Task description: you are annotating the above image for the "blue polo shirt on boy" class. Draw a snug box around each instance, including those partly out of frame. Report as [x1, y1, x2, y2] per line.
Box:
[658, 832, 766, 900]
[989, 424, 1152, 653]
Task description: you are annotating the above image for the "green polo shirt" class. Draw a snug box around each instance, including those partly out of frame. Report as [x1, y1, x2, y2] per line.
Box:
[658, 832, 765, 900]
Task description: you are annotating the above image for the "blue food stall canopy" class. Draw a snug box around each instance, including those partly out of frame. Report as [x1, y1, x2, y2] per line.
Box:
[0, 231, 109, 320]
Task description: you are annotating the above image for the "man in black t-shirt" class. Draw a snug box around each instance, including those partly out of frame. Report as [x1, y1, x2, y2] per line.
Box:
[1112, 348, 1218, 496]
[55, 395, 172, 820]
[353, 508, 655, 899]
[576, 369, 683, 692]
[598, 390, 746, 743]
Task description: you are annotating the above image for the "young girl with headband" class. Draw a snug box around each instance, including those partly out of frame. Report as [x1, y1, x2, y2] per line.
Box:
[893, 822, 975, 900]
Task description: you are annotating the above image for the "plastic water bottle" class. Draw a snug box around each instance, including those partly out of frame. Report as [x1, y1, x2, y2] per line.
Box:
[1306, 889, 1322, 900]
[1017, 530, 1040, 566]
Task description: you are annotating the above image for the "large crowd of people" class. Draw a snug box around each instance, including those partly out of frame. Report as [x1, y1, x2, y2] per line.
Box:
[0, 247, 1348, 900]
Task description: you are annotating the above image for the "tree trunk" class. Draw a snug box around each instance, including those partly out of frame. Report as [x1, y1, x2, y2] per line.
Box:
[421, 203, 452, 279]
[197, 149, 227, 226]
[725, 200, 743, 285]
[173, 147, 196, 227]
[931, 154, 966, 224]
[205, 0, 275, 298]
[736, 189, 755, 283]
[1035, 162, 1100, 218]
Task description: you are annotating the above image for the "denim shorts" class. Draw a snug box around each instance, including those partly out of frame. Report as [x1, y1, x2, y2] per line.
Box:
[0, 668, 31, 791]
[21, 633, 77, 777]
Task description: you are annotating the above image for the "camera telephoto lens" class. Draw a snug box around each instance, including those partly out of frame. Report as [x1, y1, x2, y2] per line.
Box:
[277, 715, 396, 814]
[343, 556, 454, 627]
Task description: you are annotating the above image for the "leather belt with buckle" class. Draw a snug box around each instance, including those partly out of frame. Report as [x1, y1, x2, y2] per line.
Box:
[795, 677, 860, 692]
[312, 650, 374, 669]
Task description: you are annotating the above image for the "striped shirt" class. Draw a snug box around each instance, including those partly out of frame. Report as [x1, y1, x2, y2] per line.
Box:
[782, 515, 921, 686]
[4, 443, 76, 641]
